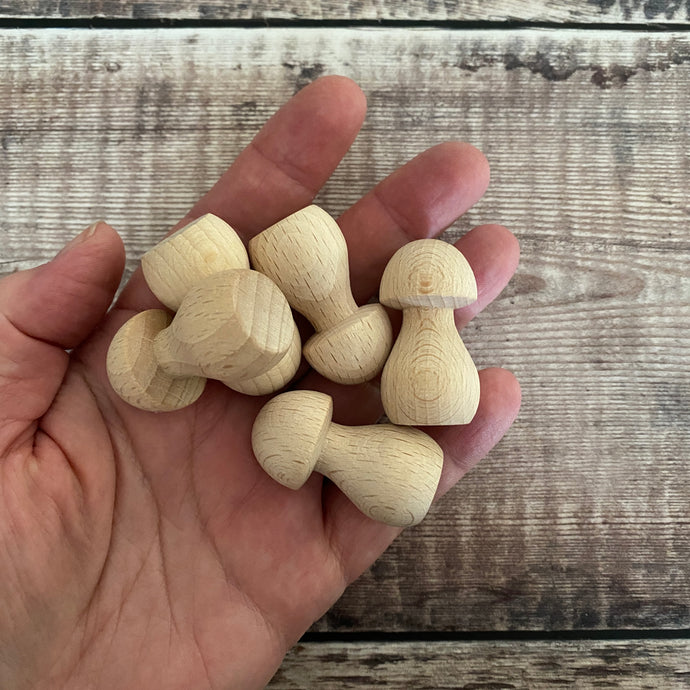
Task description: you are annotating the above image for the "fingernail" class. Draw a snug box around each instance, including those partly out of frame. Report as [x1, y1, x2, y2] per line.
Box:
[82, 220, 103, 240]
[58, 221, 104, 256]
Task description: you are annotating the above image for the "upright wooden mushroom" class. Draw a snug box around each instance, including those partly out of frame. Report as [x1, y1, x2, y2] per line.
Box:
[379, 239, 480, 426]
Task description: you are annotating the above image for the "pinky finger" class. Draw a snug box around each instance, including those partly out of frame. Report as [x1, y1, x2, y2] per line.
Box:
[323, 367, 521, 585]
[429, 367, 521, 498]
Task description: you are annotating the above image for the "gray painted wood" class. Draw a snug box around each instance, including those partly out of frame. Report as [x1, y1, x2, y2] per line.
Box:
[1, 1, 689, 23]
[269, 639, 690, 688]
[1, 27, 688, 635]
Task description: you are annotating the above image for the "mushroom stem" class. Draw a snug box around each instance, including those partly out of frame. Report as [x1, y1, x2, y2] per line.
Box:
[381, 306, 480, 425]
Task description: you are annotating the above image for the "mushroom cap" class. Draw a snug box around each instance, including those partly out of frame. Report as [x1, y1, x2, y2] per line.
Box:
[106, 309, 206, 412]
[379, 239, 477, 309]
[251, 391, 333, 489]
[304, 304, 393, 384]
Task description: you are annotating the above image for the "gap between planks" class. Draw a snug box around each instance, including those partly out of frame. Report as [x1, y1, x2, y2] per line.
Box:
[0, 17, 689, 31]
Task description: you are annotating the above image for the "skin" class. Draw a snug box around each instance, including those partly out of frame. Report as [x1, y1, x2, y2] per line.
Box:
[0, 76, 521, 689]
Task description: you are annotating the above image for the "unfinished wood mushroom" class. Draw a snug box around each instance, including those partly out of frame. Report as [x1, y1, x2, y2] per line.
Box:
[141, 213, 249, 311]
[251, 390, 444, 527]
[379, 239, 480, 426]
[248, 205, 393, 385]
[106, 269, 301, 411]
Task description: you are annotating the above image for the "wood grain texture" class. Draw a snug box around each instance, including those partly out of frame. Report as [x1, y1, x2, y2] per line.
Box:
[105, 308, 207, 411]
[0, 27, 688, 632]
[249, 205, 393, 384]
[269, 640, 690, 688]
[141, 212, 249, 311]
[380, 239, 480, 425]
[107, 269, 300, 409]
[2, 0, 690, 23]
[252, 390, 444, 526]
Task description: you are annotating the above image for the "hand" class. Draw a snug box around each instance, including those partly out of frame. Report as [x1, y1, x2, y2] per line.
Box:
[0, 76, 520, 689]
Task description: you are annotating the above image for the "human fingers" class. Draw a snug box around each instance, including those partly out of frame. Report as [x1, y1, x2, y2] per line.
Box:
[339, 140, 490, 303]
[323, 367, 521, 584]
[116, 75, 367, 312]
[297, 222, 520, 422]
[453, 224, 519, 330]
[293, 141, 499, 405]
[0, 223, 124, 453]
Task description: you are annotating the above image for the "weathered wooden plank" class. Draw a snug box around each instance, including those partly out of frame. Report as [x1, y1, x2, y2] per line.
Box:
[269, 639, 690, 688]
[1, 0, 689, 23]
[0, 27, 688, 633]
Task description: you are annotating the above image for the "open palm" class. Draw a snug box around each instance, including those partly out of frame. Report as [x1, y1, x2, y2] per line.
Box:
[0, 77, 520, 689]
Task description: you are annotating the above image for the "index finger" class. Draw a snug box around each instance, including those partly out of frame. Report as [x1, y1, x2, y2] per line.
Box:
[116, 75, 367, 312]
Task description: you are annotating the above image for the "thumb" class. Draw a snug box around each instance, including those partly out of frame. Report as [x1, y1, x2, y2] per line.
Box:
[0, 222, 125, 448]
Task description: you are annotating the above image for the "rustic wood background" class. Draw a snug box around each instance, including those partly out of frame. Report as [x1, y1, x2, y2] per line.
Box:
[2, 0, 690, 23]
[0, 1, 688, 687]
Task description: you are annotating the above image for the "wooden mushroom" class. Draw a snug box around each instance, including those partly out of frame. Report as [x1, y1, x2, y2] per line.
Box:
[107, 269, 301, 411]
[248, 205, 393, 385]
[379, 239, 480, 426]
[141, 213, 249, 311]
[251, 390, 444, 527]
